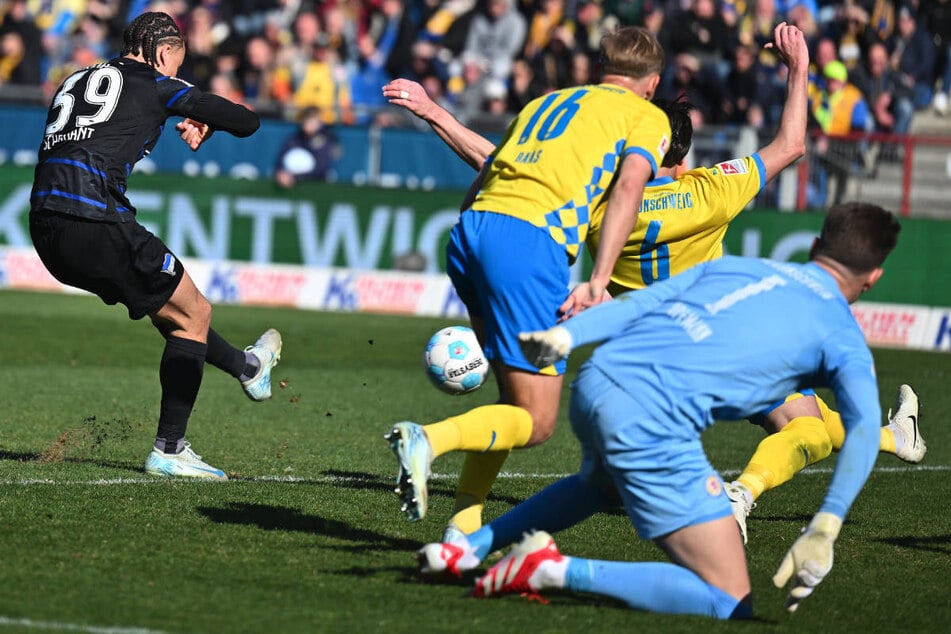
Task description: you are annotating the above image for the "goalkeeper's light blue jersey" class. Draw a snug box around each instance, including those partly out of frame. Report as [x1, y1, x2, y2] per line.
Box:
[562, 256, 880, 519]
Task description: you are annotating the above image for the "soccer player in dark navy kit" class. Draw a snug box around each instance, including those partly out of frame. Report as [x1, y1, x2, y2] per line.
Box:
[29, 11, 282, 480]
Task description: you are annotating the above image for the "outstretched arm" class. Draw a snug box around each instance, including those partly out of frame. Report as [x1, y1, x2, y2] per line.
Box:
[757, 22, 809, 183]
[773, 341, 881, 613]
[382, 78, 496, 170]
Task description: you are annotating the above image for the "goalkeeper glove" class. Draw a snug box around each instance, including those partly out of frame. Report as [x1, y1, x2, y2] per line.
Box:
[518, 326, 573, 368]
[772, 511, 843, 613]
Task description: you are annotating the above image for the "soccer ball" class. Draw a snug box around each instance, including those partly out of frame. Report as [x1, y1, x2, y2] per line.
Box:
[423, 326, 489, 395]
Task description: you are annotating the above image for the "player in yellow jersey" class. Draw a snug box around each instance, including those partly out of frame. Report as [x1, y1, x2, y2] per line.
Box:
[380, 26, 671, 534]
[383, 22, 924, 544]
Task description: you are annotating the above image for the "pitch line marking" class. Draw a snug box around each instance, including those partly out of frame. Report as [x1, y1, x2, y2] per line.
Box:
[1, 464, 948, 487]
[0, 615, 171, 634]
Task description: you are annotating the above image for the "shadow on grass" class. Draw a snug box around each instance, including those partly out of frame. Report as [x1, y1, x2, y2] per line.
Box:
[0, 449, 42, 461]
[320, 468, 529, 508]
[875, 534, 951, 554]
[0, 447, 144, 475]
[197, 501, 423, 552]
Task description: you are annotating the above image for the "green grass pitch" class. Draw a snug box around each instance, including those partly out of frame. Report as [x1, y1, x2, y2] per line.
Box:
[0, 290, 948, 633]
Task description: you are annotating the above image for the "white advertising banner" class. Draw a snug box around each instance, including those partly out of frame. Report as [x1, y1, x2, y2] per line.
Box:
[2, 246, 946, 351]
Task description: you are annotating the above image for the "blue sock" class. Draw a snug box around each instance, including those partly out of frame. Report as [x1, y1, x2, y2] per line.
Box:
[466, 475, 610, 561]
[566, 558, 752, 620]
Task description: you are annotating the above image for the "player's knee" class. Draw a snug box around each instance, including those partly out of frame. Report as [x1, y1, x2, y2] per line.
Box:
[525, 412, 557, 446]
[783, 415, 833, 465]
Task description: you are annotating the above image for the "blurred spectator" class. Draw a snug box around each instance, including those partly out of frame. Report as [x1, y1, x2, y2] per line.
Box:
[240, 36, 291, 112]
[43, 43, 104, 102]
[178, 5, 220, 91]
[923, 0, 951, 115]
[0, 30, 28, 84]
[320, 3, 357, 65]
[209, 71, 251, 109]
[888, 3, 935, 115]
[811, 60, 871, 136]
[293, 41, 354, 124]
[806, 35, 837, 101]
[822, 1, 880, 70]
[666, 0, 735, 78]
[0, 0, 42, 86]
[809, 59, 872, 206]
[465, 75, 510, 131]
[531, 22, 575, 91]
[274, 106, 340, 188]
[656, 51, 723, 126]
[279, 10, 322, 92]
[417, 0, 475, 45]
[350, 31, 394, 125]
[860, 0, 896, 43]
[782, 0, 818, 39]
[851, 39, 912, 134]
[375, 0, 422, 80]
[223, 0, 281, 42]
[721, 43, 760, 125]
[573, 0, 607, 63]
[523, 0, 567, 60]
[737, 0, 783, 70]
[570, 48, 592, 86]
[463, 0, 527, 82]
[602, 0, 650, 26]
[507, 56, 543, 111]
[453, 50, 490, 123]
[406, 37, 444, 85]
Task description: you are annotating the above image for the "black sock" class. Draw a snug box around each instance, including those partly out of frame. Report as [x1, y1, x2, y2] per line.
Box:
[205, 328, 246, 379]
[156, 336, 207, 453]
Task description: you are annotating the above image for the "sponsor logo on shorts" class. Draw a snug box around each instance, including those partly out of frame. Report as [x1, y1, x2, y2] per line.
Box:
[706, 475, 722, 497]
[161, 253, 177, 276]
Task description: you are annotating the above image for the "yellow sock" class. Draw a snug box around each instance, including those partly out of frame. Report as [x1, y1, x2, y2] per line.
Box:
[816, 394, 897, 453]
[424, 405, 533, 458]
[880, 426, 897, 454]
[448, 450, 511, 533]
[737, 416, 832, 501]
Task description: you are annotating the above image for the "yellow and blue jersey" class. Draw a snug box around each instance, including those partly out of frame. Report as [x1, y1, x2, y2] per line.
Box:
[471, 83, 670, 262]
[587, 154, 767, 295]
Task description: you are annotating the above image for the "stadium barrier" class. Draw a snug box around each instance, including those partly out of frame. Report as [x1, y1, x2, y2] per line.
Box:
[797, 130, 951, 218]
[2, 245, 948, 354]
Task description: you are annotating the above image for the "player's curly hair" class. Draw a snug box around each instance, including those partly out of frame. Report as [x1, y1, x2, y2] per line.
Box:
[813, 202, 901, 273]
[654, 98, 694, 168]
[121, 12, 184, 67]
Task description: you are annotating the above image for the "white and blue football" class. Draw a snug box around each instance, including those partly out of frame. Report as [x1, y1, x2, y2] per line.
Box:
[423, 326, 489, 395]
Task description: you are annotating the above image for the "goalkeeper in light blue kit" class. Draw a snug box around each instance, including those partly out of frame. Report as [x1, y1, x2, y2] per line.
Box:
[420, 202, 900, 619]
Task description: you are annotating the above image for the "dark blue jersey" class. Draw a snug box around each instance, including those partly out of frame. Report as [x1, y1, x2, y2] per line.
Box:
[31, 56, 259, 222]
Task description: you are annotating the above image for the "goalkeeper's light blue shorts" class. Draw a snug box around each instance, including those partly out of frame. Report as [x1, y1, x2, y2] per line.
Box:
[446, 209, 569, 376]
[569, 363, 732, 540]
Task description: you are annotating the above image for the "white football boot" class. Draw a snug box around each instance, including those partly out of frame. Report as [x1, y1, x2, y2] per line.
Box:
[241, 328, 282, 401]
[144, 442, 227, 480]
[888, 384, 926, 463]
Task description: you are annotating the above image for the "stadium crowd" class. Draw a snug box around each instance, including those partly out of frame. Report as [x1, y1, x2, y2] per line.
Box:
[1, 0, 949, 136]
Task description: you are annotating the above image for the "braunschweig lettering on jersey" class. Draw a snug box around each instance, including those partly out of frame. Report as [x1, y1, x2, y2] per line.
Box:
[589, 153, 767, 294]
